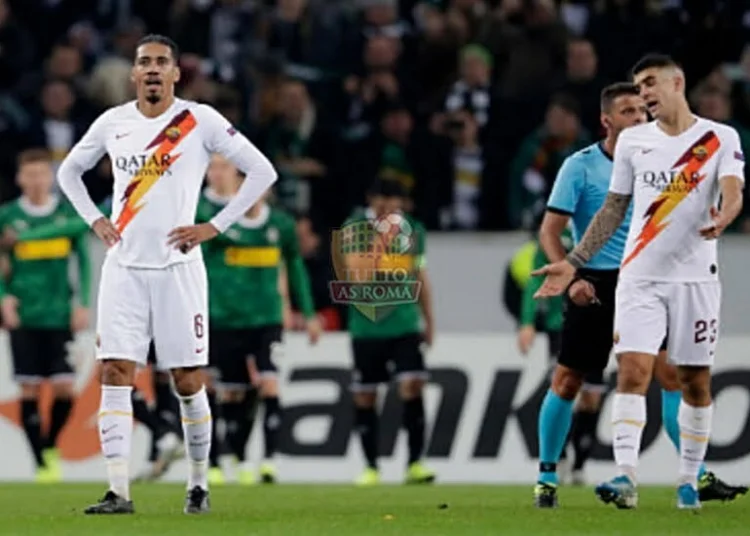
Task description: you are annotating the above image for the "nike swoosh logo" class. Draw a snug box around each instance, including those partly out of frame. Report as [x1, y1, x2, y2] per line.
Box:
[115, 133, 130, 140]
[195, 347, 205, 353]
[641, 149, 653, 154]
[102, 425, 117, 435]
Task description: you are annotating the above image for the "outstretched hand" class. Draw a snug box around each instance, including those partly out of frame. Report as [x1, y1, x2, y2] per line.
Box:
[531, 259, 577, 299]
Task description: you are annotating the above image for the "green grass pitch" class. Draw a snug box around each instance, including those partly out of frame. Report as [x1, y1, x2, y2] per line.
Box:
[2, 483, 749, 535]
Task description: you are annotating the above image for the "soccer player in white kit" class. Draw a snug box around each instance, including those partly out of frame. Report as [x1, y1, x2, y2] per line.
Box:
[532, 54, 745, 510]
[56, 35, 277, 514]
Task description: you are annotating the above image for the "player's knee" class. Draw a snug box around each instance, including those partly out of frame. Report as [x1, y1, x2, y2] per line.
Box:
[20, 383, 40, 399]
[615, 353, 653, 394]
[654, 358, 679, 391]
[398, 377, 424, 400]
[677, 367, 711, 405]
[551, 365, 584, 400]
[353, 391, 377, 408]
[578, 390, 602, 412]
[170, 367, 204, 397]
[100, 359, 136, 386]
[259, 377, 279, 398]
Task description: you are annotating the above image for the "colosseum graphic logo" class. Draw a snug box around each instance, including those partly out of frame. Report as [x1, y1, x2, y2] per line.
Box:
[329, 212, 421, 322]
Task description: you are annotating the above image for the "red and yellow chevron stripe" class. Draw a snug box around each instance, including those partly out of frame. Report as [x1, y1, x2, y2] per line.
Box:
[115, 110, 197, 233]
[622, 131, 720, 267]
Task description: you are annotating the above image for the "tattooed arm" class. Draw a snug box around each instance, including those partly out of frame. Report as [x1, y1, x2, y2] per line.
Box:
[565, 192, 632, 268]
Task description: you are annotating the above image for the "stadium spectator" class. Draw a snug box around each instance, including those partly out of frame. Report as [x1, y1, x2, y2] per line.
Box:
[17, 41, 87, 110]
[507, 93, 591, 230]
[559, 37, 607, 138]
[0, 0, 746, 233]
[0, 0, 34, 91]
[260, 78, 337, 228]
[434, 44, 492, 139]
[27, 79, 89, 179]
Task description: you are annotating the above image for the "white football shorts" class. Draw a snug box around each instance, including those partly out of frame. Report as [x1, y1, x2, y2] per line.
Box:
[614, 278, 721, 367]
[96, 254, 209, 370]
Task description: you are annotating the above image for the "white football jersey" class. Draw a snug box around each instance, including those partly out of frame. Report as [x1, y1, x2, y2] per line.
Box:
[57, 98, 277, 268]
[610, 116, 745, 282]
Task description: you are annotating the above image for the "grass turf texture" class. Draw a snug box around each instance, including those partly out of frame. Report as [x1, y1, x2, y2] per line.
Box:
[3, 483, 749, 535]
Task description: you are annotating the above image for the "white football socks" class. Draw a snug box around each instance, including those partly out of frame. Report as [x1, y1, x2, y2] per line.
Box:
[98, 385, 133, 500]
[179, 386, 212, 490]
[678, 400, 713, 489]
[611, 393, 646, 483]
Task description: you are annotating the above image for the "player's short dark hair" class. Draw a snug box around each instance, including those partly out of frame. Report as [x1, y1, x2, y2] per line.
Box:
[600, 82, 640, 112]
[17, 148, 52, 168]
[630, 53, 681, 79]
[135, 34, 180, 63]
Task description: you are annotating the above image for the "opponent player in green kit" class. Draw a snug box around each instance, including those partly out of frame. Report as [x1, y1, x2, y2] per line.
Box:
[0, 149, 91, 482]
[198, 154, 320, 485]
[343, 179, 436, 486]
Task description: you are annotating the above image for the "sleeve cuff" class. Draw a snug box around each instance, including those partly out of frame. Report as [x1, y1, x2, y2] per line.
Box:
[208, 217, 228, 234]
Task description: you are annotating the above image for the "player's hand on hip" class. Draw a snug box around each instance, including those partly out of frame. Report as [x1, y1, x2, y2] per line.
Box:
[1, 295, 20, 330]
[70, 306, 89, 332]
[92, 217, 121, 247]
[531, 260, 576, 299]
[568, 279, 598, 306]
[168, 223, 219, 253]
[699, 206, 728, 240]
[517, 325, 536, 355]
[306, 316, 322, 345]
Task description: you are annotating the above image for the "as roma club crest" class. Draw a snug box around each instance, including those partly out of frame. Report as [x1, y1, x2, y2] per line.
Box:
[165, 126, 181, 142]
[692, 145, 708, 161]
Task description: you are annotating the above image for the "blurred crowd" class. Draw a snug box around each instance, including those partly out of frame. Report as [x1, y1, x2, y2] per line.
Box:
[0, 0, 749, 238]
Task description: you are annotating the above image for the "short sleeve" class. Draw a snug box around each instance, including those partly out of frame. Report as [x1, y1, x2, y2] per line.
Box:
[609, 132, 635, 195]
[547, 155, 585, 214]
[717, 127, 745, 182]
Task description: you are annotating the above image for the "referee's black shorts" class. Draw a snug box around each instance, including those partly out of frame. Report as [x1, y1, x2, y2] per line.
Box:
[558, 269, 619, 377]
[558, 268, 668, 382]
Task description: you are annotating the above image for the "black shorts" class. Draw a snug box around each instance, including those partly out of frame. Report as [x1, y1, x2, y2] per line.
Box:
[545, 329, 603, 388]
[558, 269, 619, 377]
[10, 328, 73, 382]
[558, 269, 668, 382]
[209, 326, 283, 386]
[351, 333, 427, 390]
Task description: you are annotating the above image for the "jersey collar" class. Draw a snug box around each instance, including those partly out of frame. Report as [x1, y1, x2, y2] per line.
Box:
[203, 187, 232, 206]
[597, 141, 613, 161]
[238, 203, 270, 228]
[18, 195, 59, 217]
